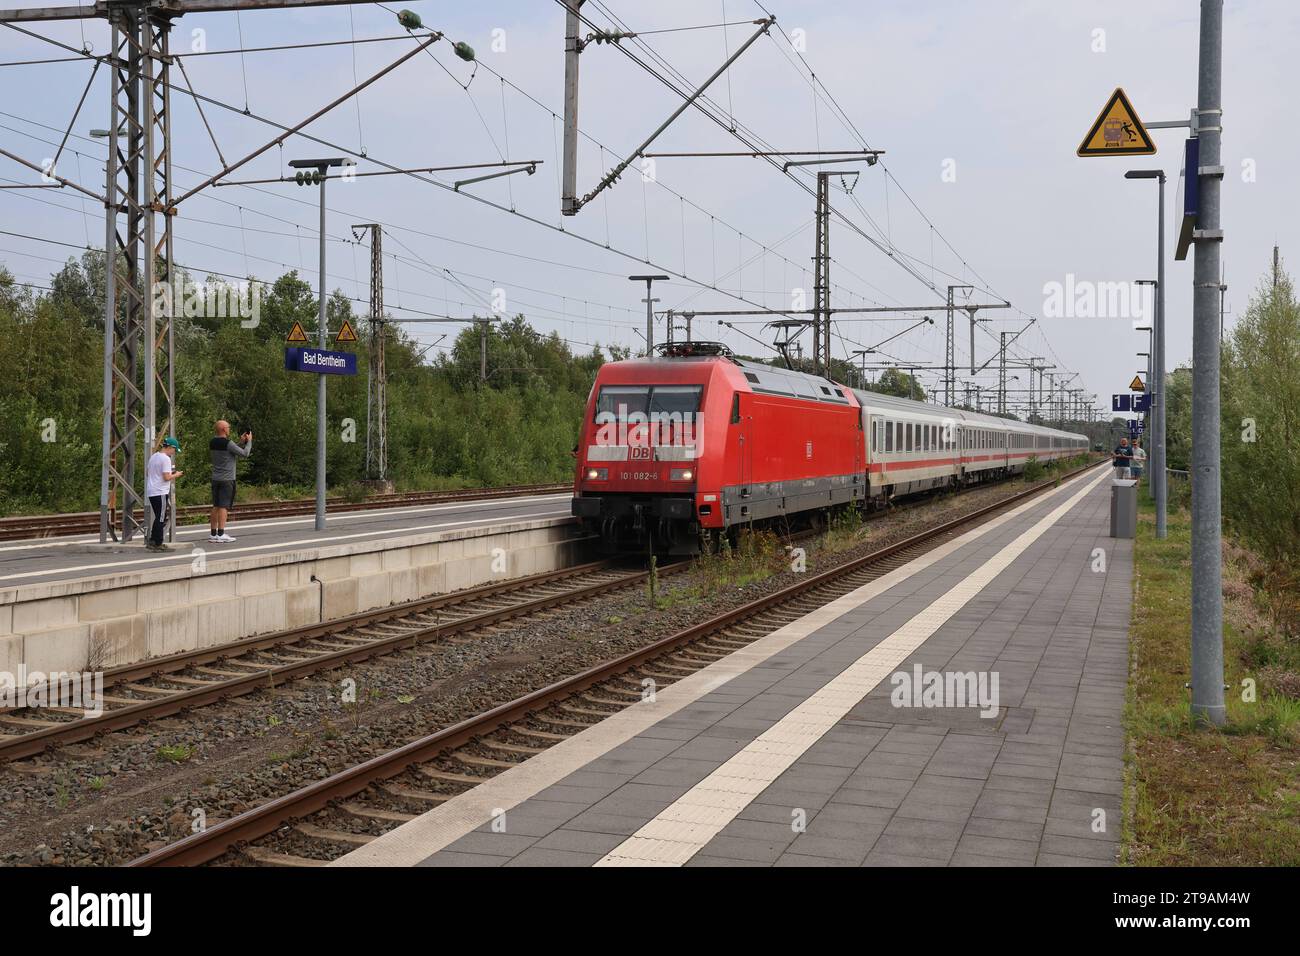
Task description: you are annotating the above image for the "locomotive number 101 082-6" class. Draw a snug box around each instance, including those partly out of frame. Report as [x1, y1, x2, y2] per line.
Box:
[620, 471, 660, 481]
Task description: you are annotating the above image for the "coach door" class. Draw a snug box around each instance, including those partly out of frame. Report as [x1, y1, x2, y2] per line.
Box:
[733, 392, 752, 509]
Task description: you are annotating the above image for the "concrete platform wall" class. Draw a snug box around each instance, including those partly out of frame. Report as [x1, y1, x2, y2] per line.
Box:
[0, 519, 585, 676]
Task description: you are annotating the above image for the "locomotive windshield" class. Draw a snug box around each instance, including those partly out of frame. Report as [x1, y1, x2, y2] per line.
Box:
[594, 385, 702, 420]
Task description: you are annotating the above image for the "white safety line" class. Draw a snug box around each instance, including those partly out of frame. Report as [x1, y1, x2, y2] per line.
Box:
[594, 468, 1108, 867]
[0, 494, 569, 554]
[0, 509, 571, 584]
[332, 465, 1105, 867]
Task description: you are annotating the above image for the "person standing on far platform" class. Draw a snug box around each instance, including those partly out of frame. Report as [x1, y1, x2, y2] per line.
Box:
[144, 437, 183, 552]
[1131, 438, 1146, 483]
[209, 420, 252, 543]
[1112, 436, 1133, 479]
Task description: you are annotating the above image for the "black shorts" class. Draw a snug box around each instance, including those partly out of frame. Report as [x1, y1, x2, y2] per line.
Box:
[211, 480, 237, 509]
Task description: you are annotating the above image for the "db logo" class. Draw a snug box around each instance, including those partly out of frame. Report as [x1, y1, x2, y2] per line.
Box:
[630, 447, 652, 460]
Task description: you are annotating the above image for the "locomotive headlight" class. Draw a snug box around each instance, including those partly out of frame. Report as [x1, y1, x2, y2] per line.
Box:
[585, 467, 608, 480]
[670, 468, 694, 481]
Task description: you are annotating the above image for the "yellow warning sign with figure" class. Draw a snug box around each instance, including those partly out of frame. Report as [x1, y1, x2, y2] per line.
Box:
[286, 320, 309, 343]
[335, 318, 358, 344]
[1077, 87, 1156, 157]
[1130, 375, 1146, 392]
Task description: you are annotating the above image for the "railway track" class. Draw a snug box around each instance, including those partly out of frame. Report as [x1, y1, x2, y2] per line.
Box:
[129, 458, 1105, 867]
[0, 482, 569, 541]
[0, 558, 684, 762]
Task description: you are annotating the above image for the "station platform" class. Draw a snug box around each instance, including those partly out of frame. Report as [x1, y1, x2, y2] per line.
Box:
[1, 493, 577, 675]
[336, 465, 1130, 868]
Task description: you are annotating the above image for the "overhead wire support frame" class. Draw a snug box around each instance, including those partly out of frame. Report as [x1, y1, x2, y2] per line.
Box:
[562, 14, 776, 215]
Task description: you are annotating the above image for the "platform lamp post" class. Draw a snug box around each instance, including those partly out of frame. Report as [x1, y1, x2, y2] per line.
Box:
[1126, 170, 1167, 540]
[290, 157, 354, 531]
[630, 275, 669, 354]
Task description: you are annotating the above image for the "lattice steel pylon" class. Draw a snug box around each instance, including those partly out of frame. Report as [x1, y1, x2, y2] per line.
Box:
[354, 224, 387, 482]
[998, 332, 1007, 415]
[99, 5, 176, 542]
[944, 287, 954, 407]
[812, 171, 832, 376]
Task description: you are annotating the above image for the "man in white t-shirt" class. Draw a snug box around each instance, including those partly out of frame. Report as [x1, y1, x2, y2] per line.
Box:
[145, 437, 184, 552]
[1131, 438, 1147, 483]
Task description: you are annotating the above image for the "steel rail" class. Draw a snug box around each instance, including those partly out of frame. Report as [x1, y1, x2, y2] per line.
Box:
[0, 557, 689, 761]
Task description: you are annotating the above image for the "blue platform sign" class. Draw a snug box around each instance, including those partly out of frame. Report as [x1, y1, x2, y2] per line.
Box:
[1133, 393, 1151, 413]
[285, 347, 357, 376]
[1112, 394, 1132, 412]
[1176, 136, 1199, 261]
[1127, 419, 1145, 435]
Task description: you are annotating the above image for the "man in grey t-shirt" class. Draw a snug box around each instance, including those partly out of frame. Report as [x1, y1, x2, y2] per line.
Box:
[209, 420, 251, 543]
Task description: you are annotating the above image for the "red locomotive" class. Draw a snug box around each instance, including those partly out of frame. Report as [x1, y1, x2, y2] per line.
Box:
[571, 343, 1088, 553]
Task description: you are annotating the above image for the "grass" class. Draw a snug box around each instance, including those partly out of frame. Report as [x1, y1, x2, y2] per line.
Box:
[692, 527, 787, 595]
[155, 743, 194, 764]
[1124, 495, 1300, 865]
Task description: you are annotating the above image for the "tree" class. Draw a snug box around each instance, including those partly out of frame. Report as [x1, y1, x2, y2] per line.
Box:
[1219, 260, 1300, 570]
[866, 367, 926, 401]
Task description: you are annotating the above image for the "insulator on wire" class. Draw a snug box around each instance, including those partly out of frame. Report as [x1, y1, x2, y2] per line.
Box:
[453, 41, 475, 62]
[397, 10, 422, 30]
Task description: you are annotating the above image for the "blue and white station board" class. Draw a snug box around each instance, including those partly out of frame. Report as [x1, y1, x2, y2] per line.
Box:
[285, 347, 358, 376]
[1113, 393, 1152, 413]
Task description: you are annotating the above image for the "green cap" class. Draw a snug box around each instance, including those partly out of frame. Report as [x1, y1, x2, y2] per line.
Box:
[162, 436, 181, 452]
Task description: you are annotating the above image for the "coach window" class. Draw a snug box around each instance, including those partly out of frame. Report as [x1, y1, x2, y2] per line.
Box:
[894, 421, 902, 453]
[730, 393, 740, 424]
[885, 420, 894, 452]
[904, 423, 911, 452]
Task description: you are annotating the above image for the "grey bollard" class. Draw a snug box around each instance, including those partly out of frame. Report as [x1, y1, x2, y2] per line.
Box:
[1110, 478, 1138, 539]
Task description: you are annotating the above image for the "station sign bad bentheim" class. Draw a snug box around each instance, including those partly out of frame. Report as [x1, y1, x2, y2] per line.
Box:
[284, 347, 358, 376]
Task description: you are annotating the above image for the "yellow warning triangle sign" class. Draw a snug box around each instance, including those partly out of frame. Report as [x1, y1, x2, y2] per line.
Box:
[335, 318, 358, 344]
[1130, 375, 1146, 392]
[286, 320, 309, 344]
[1077, 87, 1156, 157]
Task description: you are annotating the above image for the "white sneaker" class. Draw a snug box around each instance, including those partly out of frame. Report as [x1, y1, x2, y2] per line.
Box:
[208, 534, 221, 543]
[217, 533, 236, 543]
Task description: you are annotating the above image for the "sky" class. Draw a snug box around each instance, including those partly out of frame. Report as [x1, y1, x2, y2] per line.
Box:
[1, 0, 1296, 418]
